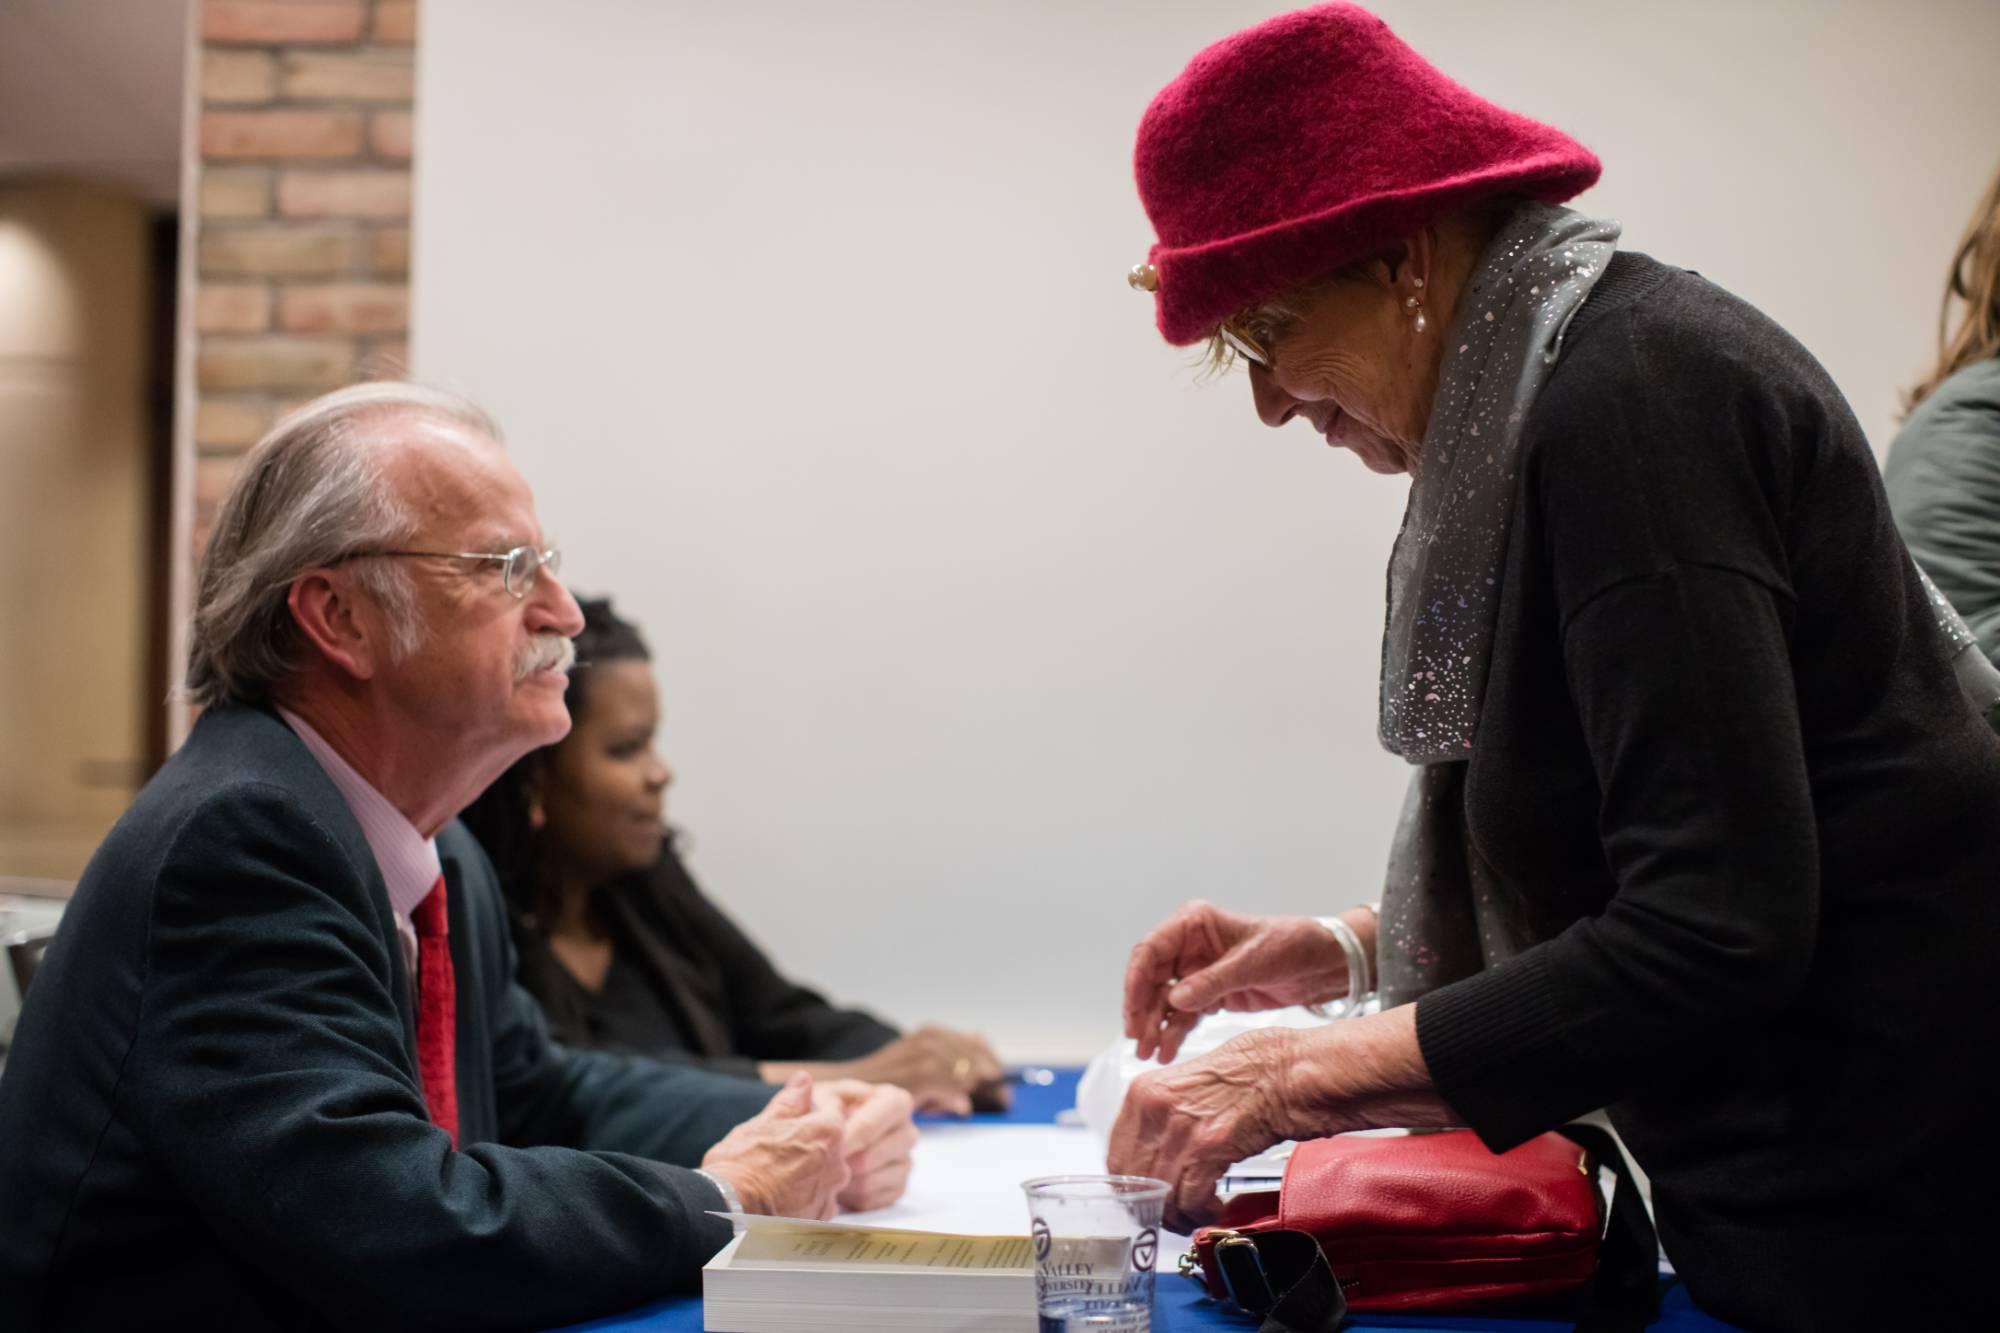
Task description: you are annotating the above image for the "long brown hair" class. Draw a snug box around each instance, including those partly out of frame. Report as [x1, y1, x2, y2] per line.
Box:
[1909, 162, 2000, 411]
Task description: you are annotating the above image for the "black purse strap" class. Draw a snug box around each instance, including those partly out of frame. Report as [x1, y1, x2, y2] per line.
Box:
[1209, 1227, 1348, 1333]
[1203, 1124, 1661, 1333]
[1555, 1124, 1661, 1333]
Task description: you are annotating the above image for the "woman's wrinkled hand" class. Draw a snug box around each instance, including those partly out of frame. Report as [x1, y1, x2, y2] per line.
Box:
[1104, 1027, 1309, 1232]
[1107, 1008, 1448, 1234]
[1123, 902, 1353, 1062]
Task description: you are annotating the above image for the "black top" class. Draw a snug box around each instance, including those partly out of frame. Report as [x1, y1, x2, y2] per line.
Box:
[0, 706, 775, 1331]
[509, 838, 900, 1080]
[1413, 254, 2000, 1331]
[563, 949, 687, 1059]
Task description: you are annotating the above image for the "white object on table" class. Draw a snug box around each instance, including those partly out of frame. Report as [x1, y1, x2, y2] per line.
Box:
[846, 1122, 1190, 1261]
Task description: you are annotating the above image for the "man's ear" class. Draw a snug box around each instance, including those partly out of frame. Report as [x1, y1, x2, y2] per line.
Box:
[287, 569, 382, 683]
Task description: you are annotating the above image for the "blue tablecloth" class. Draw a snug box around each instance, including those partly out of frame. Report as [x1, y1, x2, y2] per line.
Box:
[556, 1069, 1738, 1333]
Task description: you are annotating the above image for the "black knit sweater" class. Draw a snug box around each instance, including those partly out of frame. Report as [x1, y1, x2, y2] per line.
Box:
[1413, 253, 2000, 1331]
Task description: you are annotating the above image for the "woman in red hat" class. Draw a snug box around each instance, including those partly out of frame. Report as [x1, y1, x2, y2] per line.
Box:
[1108, 6, 2000, 1328]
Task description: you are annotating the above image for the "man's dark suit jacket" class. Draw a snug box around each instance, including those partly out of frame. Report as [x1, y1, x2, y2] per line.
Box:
[0, 705, 776, 1331]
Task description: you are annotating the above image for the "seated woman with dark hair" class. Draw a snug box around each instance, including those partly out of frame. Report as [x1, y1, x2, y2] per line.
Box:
[461, 597, 1008, 1115]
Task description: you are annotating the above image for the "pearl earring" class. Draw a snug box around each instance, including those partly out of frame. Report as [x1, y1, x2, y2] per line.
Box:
[1415, 310, 1428, 334]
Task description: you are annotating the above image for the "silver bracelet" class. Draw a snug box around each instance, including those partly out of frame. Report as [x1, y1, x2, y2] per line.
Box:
[1303, 913, 1372, 1019]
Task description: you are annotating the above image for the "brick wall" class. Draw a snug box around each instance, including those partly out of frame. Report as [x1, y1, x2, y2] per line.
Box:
[188, 0, 419, 555]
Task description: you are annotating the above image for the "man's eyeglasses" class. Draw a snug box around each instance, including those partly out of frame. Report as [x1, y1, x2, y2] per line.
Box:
[351, 544, 562, 599]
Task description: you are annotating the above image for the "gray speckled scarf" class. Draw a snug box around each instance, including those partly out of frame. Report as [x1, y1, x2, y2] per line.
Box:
[1375, 202, 1620, 1006]
[1921, 565, 2000, 726]
[1380, 203, 1621, 763]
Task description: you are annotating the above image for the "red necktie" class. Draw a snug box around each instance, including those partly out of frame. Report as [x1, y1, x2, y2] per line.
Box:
[412, 875, 459, 1146]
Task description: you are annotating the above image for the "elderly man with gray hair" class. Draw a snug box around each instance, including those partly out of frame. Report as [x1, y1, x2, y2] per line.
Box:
[0, 383, 917, 1331]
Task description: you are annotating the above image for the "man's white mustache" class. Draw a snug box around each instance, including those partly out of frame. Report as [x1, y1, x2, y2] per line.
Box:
[515, 634, 576, 682]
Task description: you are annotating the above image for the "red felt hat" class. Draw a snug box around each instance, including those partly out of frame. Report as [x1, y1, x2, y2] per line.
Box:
[1131, 3, 1601, 345]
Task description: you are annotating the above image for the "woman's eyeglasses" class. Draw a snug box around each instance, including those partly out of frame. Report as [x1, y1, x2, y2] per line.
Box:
[1129, 260, 1280, 369]
[1215, 318, 1275, 368]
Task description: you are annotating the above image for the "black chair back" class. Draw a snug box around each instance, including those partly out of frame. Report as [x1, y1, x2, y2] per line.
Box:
[7, 929, 53, 999]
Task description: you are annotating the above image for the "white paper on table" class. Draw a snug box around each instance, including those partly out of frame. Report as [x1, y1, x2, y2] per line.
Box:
[845, 1123, 1106, 1235]
[849, 1122, 1192, 1267]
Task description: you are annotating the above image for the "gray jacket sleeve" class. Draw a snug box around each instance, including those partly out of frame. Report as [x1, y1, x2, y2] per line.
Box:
[1885, 358, 2000, 666]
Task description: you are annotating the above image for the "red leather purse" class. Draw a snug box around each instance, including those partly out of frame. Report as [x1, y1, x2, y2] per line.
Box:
[1183, 1125, 1657, 1332]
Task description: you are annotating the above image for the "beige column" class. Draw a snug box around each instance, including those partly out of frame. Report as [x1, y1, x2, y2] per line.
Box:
[0, 183, 157, 877]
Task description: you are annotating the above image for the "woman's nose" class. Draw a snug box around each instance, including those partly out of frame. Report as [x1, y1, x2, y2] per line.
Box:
[645, 753, 673, 791]
[1248, 362, 1299, 428]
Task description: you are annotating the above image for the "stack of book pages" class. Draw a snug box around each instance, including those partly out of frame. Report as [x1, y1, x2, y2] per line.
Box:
[702, 1216, 1036, 1332]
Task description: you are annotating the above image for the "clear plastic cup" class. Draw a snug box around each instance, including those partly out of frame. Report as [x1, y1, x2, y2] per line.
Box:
[1022, 1174, 1169, 1333]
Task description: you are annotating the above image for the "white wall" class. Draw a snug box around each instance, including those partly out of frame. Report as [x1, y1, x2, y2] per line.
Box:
[414, 0, 2000, 1062]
